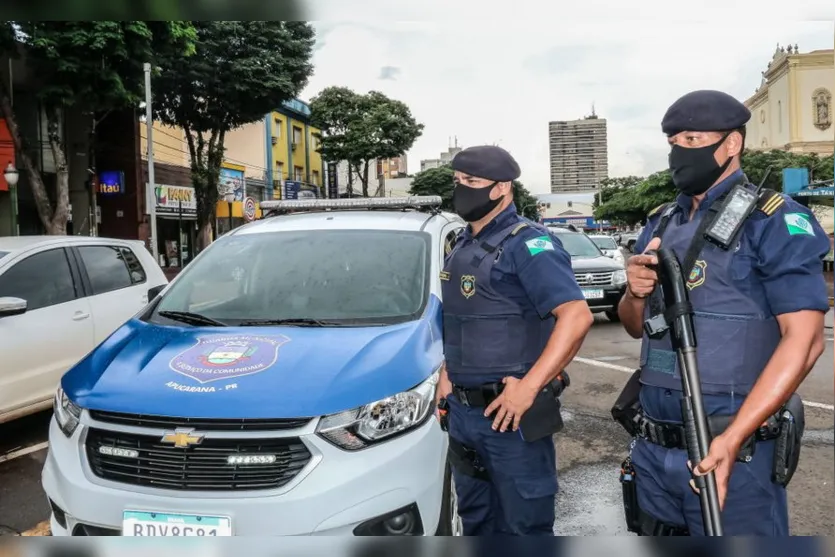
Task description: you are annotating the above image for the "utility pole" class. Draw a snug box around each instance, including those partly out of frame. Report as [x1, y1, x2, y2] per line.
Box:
[144, 63, 159, 263]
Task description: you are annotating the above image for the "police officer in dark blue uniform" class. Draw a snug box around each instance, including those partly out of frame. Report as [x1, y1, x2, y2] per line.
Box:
[435, 145, 594, 536]
[617, 90, 830, 535]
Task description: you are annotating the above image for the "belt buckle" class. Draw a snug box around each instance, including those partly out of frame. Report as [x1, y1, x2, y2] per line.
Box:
[457, 389, 471, 407]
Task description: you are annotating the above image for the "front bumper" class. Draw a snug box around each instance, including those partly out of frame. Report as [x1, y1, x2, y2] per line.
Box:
[43, 414, 448, 536]
[582, 284, 626, 312]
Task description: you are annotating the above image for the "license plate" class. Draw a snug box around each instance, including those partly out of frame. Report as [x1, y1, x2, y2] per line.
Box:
[122, 511, 232, 536]
[582, 289, 604, 300]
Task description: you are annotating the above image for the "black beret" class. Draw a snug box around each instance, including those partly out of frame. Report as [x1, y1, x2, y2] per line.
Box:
[450, 145, 521, 182]
[661, 90, 751, 136]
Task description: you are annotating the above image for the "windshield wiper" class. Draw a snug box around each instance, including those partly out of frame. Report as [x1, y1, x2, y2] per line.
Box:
[238, 318, 340, 327]
[157, 310, 229, 327]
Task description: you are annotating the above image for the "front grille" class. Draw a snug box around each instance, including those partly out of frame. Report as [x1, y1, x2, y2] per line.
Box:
[89, 410, 312, 431]
[86, 429, 311, 492]
[574, 271, 614, 287]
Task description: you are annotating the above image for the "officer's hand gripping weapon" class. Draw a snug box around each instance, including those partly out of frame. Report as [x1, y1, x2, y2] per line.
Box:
[647, 247, 724, 536]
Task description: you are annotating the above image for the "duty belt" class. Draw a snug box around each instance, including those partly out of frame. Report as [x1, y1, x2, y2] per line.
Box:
[636, 411, 781, 458]
[452, 382, 504, 408]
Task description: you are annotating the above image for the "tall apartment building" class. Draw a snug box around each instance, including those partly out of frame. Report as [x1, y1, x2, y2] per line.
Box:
[548, 111, 609, 193]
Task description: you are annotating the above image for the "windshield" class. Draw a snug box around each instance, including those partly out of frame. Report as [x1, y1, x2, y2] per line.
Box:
[0, 251, 8, 260]
[556, 233, 604, 258]
[152, 229, 431, 326]
[590, 237, 618, 250]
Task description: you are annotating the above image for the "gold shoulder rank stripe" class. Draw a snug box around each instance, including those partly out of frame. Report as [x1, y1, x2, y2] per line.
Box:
[760, 193, 784, 216]
[648, 203, 666, 217]
[440, 271, 450, 281]
[511, 223, 529, 236]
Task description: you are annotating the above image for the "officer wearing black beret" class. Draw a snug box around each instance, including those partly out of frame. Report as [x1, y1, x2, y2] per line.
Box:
[616, 90, 830, 535]
[434, 145, 593, 535]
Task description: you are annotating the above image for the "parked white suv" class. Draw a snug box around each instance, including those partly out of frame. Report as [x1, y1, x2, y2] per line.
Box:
[0, 236, 167, 423]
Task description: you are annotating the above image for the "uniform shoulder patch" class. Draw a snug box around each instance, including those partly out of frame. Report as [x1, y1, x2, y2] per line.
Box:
[783, 212, 815, 236]
[524, 235, 555, 256]
[757, 189, 785, 217]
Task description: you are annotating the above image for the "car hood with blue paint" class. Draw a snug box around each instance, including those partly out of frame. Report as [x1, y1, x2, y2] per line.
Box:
[62, 297, 443, 419]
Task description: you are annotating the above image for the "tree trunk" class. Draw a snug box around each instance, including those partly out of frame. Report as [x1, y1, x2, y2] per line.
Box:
[189, 128, 226, 252]
[0, 80, 62, 234]
[361, 160, 370, 197]
[45, 107, 69, 235]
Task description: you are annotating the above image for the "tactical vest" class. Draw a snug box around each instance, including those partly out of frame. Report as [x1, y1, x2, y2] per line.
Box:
[640, 191, 785, 396]
[442, 220, 555, 380]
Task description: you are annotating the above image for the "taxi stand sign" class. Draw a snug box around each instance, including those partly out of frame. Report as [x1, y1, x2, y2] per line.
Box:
[260, 195, 443, 213]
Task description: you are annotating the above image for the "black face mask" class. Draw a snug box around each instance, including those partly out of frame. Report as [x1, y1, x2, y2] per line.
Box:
[668, 134, 733, 196]
[452, 181, 502, 222]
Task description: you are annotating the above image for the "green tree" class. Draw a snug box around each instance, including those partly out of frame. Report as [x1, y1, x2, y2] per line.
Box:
[595, 170, 675, 225]
[11, 0, 307, 20]
[593, 176, 644, 209]
[153, 21, 315, 249]
[409, 165, 454, 210]
[0, 21, 196, 234]
[513, 181, 540, 220]
[741, 149, 834, 189]
[311, 87, 424, 197]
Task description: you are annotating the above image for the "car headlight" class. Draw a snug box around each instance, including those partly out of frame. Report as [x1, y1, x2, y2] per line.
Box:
[54, 388, 82, 438]
[613, 269, 627, 285]
[316, 370, 439, 451]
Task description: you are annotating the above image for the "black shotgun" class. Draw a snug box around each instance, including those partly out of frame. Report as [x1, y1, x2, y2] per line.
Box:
[652, 247, 724, 536]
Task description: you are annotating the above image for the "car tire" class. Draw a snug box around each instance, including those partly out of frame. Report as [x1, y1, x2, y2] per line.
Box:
[605, 310, 620, 323]
[435, 460, 462, 535]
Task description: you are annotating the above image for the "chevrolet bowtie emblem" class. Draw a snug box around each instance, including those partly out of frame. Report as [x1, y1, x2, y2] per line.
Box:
[161, 428, 204, 448]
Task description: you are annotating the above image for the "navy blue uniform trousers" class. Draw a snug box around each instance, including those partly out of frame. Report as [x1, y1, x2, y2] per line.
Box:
[632, 437, 789, 536]
[446, 395, 557, 536]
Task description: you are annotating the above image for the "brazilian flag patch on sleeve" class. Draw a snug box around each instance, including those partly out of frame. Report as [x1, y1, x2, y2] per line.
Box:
[525, 236, 555, 256]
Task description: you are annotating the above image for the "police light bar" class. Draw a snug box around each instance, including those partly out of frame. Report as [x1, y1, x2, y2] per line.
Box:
[260, 196, 443, 212]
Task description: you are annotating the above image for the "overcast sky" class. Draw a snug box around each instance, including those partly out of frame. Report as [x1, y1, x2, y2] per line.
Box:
[301, 2, 834, 194]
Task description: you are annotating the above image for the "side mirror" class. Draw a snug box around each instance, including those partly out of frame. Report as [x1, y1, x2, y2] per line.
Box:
[148, 284, 165, 301]
[0, 297, 27, 318]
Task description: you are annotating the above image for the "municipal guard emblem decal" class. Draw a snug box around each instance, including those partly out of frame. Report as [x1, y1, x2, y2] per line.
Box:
[169, 334, 290, 384]
[687, 260, 707, 290]
[460, 275, 476, 299]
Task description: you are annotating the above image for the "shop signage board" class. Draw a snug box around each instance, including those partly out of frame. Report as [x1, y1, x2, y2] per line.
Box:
[153, 184, 197, 216]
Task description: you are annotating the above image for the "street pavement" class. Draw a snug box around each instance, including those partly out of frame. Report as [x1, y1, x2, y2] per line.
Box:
[0, 315, 832, 536]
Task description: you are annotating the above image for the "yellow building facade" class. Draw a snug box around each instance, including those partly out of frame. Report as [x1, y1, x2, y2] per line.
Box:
[744, 45, 834, 155]
[267, 98, 324, 199]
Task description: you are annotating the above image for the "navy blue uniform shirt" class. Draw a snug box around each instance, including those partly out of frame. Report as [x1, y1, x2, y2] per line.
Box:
[635, 170, 831, 418]
[456, 202, 585, 320]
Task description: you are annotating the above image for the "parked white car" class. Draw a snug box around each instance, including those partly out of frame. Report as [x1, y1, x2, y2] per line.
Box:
[0, 236, 167, 424]
[587, 234, 626, 265]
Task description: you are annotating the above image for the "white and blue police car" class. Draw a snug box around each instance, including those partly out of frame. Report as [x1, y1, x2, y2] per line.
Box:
[43, 196, 465, 536]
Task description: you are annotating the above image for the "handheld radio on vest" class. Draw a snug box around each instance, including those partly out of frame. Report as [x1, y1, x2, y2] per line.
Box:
[653, 247, 724, 536]
[704, 167, 772, 250]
